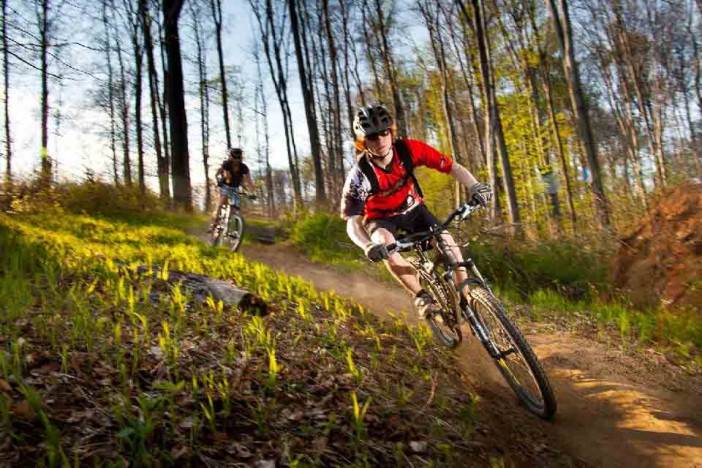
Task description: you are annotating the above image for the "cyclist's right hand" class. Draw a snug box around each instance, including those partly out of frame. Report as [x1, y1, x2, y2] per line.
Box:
[364, 242, 389, 262]
[469, 182, 492, 208]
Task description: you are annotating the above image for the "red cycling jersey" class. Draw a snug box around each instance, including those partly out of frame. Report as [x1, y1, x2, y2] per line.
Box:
[340, 138, 453, 220]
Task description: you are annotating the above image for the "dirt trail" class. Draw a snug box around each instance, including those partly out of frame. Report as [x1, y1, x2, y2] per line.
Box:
[240, 241, 702, 467]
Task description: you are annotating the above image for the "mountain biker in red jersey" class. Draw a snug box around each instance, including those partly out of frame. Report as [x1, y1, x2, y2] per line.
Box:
[340, 103, 492, 320]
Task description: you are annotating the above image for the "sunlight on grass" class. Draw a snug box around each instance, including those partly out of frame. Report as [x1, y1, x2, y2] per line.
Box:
[0, 208, 485, 464]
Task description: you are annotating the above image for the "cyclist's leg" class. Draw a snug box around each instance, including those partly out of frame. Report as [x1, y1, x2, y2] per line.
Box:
[405, 205, 469, 286]
[211, 191, 227, 224]
[439, 231, 468, 285]
[369, 227, 422, 295]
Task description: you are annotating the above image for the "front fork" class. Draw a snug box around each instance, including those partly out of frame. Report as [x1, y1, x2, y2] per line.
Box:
[437, 239, 501, 358]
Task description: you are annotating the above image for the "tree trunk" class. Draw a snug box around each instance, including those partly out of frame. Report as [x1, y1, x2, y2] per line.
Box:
[156, 12, 171, 198]
[462, 0, 520, 230]
[254, 44, 275, 216]
[548, 0, 610, 228]
[349, 3, 367, 106]
[250, 0, 303, 209]
[128, 1, 145, 194]
[139, 0, 168, 199]
[372, 0, 407, 137]
[611, 4, 663, 189]
[103, 1, 119, 185]
[419, 1, 462, 206]
[210, 0, 232, 148]
[449, 14, 486, 170]
[191, 3, 211, 211]
[339, 0, 355, 131]
[322, 0, 345, 189]
[288, 0, 326, 205]
[115, 37, 131, 185]
[2, 0, 11, 184]
[39, 0, 51, 182]
[162, 0, 192, 211]
[495, 7, 562, 225]
[361, 0, 382, 100]
[694, 32, 702, 146]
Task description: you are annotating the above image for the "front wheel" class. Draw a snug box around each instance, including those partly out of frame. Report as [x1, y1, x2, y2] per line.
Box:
[465, 286, 557, 420]
[226, 214, 245, 252]
[211, 209, 227, 247]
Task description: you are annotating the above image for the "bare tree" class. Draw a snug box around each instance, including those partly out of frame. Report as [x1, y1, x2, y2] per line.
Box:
[525, 1, 578, 226]
[548, 0, 610, 228]
[249, 0, 303, 209]
[190, 0, 211, 210]
[253, 38, 275, 216]
[371, 0, 408, 137]
[37, 0, 52, 181]
[210, 0, 232, 148]
[288, 0, 326, 205]
[418, 0, 463, 206]
[163, 0, 192, 210]
[2, 0, 11, 184]
[113, 23, 132, 185]
[101, 0, 119, 185]
[459, 0, 521, 229]
[139, 0, 169, 199]
[322, 0, 345, 191]
[124, 0, 145, 193]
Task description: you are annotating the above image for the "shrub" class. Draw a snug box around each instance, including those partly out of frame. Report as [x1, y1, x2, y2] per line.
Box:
[290, 211, 361, 266]
[1, 178, 165, 217]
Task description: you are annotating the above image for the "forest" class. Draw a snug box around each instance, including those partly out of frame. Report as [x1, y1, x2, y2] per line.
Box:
[1, 0, 701, 465]
[1, 0, 699, 233]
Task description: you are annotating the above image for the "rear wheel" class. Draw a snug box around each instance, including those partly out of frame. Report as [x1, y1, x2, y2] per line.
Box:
[419, 270, 462, 349]
[466, 286, 557, 419]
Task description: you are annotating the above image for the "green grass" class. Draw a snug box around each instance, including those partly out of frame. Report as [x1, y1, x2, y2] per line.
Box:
[526, 288, 702, 368]
[290, 212, 364, 267]
[0, 201, 494, 465]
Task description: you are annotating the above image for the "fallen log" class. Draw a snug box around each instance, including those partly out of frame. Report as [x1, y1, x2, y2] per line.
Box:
[136, 266, 268, 315]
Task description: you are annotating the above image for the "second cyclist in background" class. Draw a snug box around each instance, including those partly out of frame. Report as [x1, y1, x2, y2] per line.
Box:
[208, 147, 256, 232]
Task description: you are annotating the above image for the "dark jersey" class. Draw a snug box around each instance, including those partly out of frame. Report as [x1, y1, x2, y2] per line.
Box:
[340, 139, 453, 220]
[220, 160, 250, 188]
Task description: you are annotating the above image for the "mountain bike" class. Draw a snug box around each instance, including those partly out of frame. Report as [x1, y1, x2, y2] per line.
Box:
[388, 203, 557, 420]
[210, 187, 255, 252]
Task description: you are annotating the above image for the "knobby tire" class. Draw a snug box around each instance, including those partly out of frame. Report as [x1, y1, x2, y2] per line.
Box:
[467, 285, 557, 420]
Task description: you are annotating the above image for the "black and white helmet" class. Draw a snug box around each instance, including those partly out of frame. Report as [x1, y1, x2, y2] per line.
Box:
[353, 103, 393, 139]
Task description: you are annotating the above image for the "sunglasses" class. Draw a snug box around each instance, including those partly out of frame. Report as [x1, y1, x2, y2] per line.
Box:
[366, 129, 390, 141]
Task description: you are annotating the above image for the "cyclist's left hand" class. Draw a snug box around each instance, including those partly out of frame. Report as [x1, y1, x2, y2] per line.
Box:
[469, 182, 492, 207]
[364, 242, 389, 262]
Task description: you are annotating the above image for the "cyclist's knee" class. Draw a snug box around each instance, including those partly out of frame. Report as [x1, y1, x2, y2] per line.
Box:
[370, 227, 395, 246]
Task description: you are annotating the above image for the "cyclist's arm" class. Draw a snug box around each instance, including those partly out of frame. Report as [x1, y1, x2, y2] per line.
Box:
[346, 215, 372, 250]
[243, 173, 256, 193]
[215, 166, 223, 180]
[450, 162, 479, 189]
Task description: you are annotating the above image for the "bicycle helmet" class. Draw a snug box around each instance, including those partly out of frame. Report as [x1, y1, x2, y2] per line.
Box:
[353, 103, 393, 139]
[228, 147, 243, 159]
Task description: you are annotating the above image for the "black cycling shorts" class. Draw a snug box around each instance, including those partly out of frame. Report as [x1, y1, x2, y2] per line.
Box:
[364, 204, 440, 237]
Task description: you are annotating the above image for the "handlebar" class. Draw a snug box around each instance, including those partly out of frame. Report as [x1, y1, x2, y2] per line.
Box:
[386, 202, 481, 254]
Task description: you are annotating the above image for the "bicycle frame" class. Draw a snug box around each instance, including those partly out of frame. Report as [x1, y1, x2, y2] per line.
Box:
[389, 204, 500, 348]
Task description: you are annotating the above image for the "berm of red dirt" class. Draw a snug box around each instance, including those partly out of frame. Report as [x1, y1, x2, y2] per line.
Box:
[613, 180, 702, 311]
